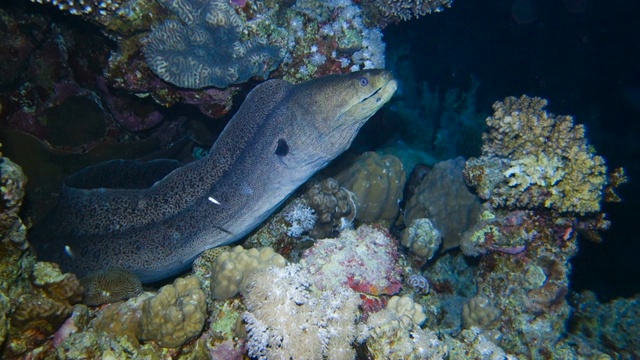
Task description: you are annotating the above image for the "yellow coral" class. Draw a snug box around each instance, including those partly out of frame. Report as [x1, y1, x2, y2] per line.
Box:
[467, 95, 608, 214]
[139, 276, 206, 348]
[210, 246, 286, 300]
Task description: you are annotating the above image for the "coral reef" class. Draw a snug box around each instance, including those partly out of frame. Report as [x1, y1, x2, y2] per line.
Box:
[80, 268, 143, 306]
[0, 153, 86, 358]
[209, 246, 286, 300]
[357, 301, 444, 360]
[385, 295, 427, 325]
[143, 0, 283, 89]
[301, 225, 402, 296]
[463, 95, 611, 214]
[439, 96, 628, 358]
[22, 0, 392, 125]
[400, 217, 442, 260]
[283, 201, 317, 237]
[139, 276, 207, 348]
[335, 152, 406, 223]
[569, 291, 640, 359]
[285, 0, 386, 80]
[404, 157, 481, 250]
[242, 264, 361, 360]
[54, 276, 212, 357]
[362, 0, 453, 25]
[302, 177, 357, 238]
[461, 294, 502, 329]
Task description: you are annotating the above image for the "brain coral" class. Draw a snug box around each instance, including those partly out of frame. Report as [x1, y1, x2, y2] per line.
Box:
[143, 0, 283, 89]
[336, 152, 406, 223]
[463, 95, 608, 214]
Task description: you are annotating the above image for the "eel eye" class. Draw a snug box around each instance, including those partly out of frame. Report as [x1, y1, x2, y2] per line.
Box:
[359, 77, 369, 86]
[275, 138, 289, 156]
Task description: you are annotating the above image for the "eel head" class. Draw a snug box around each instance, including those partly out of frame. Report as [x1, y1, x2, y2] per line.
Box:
[284, 69, 397, 169]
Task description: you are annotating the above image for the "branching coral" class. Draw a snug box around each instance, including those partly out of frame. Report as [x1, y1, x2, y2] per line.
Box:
[463, 95, 610, 214]
[143, 0, 283, 89]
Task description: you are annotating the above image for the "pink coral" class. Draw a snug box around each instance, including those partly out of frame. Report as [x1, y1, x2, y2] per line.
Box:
[301, 225, 402, 296]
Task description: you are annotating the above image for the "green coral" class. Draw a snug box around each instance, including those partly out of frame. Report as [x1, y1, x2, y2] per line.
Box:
[464, 95, 608, 214]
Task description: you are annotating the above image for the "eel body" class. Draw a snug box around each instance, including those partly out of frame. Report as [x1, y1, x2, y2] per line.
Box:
[30, 70, 397, 283]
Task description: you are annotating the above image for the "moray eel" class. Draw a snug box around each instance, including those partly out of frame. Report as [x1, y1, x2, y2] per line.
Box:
[30, 70, 397, 283]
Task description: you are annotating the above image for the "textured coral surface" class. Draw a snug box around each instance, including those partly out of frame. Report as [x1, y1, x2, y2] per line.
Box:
[464, 95, 609, 214]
